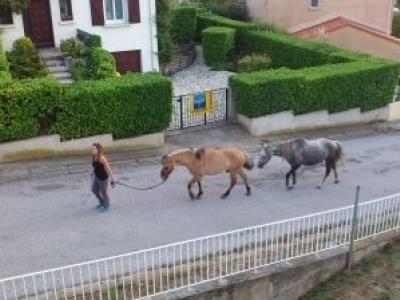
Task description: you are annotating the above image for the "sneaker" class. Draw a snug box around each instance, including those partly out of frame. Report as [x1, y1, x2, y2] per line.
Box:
[99, 206, 109, 213]
[96, 204, 103, 209]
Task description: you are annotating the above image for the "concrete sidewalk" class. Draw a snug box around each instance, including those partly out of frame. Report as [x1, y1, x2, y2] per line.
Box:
[1, 121, 400, 184]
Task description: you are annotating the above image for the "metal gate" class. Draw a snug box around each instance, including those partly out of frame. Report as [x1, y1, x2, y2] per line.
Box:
[169, 88, 229, 130]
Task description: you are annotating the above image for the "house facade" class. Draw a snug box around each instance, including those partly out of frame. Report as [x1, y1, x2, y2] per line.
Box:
[246, 0, 400, 60]
[0, 0, 159, 73]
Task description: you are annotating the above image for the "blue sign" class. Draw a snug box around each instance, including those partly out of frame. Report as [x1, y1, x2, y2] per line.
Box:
[194, 92, 206, 111]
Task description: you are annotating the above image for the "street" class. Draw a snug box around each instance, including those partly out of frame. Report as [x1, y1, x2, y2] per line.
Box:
[1, 131, 400, 279]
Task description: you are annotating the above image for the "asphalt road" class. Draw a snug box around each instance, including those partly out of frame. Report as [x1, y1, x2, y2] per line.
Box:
[1, 132, 400, 279]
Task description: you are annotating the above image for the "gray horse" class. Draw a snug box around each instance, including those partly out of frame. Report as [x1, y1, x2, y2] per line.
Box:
[257, 138, 343, 189]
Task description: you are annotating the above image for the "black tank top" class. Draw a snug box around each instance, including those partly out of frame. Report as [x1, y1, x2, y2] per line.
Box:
[92, 157, 109, 180]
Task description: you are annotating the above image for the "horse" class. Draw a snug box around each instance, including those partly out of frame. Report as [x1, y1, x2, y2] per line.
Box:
[160, 147, 254, 200]
[257, 138, 343, 189]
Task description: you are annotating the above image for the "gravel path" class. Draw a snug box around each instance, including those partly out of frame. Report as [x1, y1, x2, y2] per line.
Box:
[171, 45, 234, 96]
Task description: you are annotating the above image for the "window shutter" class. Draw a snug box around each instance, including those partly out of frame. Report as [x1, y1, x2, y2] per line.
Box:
[128, 0, 140, 24]
[90, 0, 104, 26]
[0, 7, 13, 25]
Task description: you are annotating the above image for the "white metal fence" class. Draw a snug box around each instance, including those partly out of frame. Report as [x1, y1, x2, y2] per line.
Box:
[1, 193, 400, 300]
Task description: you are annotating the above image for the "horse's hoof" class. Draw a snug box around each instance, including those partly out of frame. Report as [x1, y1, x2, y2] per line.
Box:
[334, 180, 340, 184]
[246, 191, 251, 196]
[220, 194, 228, 200]
[196, 193, 203, 200]
[189, 194, 195, 200]
[316, 185, 322, 190]
[286, 186, 294, 191]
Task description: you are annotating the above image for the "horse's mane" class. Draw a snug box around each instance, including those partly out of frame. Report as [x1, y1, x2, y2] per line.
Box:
[167, 148, 194, 157]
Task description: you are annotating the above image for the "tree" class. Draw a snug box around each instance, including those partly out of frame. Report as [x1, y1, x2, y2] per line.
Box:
[156, 0, 173, 64]
[0, 0, 29, 13]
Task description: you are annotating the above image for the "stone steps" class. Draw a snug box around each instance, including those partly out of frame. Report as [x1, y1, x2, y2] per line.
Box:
[39, 48, 74, 84]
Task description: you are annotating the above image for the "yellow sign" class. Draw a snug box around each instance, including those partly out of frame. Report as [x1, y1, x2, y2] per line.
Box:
[189, 91, 214, 115]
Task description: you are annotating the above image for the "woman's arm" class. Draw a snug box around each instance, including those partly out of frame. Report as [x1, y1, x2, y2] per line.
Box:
[100, 155, 117, 183]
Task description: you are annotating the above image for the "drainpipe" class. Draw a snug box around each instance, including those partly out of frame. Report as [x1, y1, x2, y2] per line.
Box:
[148, 0, 159, 71]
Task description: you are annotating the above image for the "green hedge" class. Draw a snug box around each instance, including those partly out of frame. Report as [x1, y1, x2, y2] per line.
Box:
[241, 30, 338, 69]
[0, 39, 11, 83]
[54, 74, 172, 139]
[197, 14, 281, 49]
[0, 77, 61, 142]
[0, 74, 172, 143]
[202, 26, 235, 70]
[171, 5, 198, 44]
[230, 59, 399, 118]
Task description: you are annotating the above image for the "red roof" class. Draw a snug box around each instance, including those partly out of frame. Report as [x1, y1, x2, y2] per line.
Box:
[294, 16, 400, 45]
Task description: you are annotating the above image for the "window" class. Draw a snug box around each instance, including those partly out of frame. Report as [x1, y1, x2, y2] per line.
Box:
[104, 0, 127, 24]
[59, 0, 73, 21]
[0, 7, 13, 25]
[310, 0, 319, 8]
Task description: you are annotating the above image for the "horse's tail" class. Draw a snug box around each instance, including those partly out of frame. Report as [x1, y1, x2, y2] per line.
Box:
[243, 154, 254, 170]
[334, 141, 344, 165]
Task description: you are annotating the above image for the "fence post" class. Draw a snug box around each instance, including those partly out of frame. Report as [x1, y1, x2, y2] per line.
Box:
[346, 185, 360, 272]
[179, 96, 184, 130]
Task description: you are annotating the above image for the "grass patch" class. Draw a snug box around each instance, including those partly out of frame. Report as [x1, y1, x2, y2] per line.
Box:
[300, 241, 400, 300]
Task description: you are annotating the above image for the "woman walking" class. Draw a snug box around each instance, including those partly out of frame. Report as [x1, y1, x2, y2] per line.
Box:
[91, 143, 117, 213]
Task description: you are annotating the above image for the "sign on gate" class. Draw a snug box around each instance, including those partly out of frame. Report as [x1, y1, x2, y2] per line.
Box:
[169, 88, 228, 130]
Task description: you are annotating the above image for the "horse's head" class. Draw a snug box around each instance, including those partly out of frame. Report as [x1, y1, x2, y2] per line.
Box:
[257, 140, 272, 169]
[160, 155, 175, 180]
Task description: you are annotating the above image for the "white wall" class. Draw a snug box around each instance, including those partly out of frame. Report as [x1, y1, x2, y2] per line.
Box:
[0, 0, 159, 72]
[0, 13, 25, 51]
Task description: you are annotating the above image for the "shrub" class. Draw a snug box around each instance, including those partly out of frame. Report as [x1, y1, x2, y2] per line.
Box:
[156, 0, 173, 64]
[203, 0, 248, 21]
[197, 14, 282, 51]
[0, 77, 61, 142]
[241, 30, 335, 69]
[7, 37, 47, 79]
[238, 53, 271, 73]
[0, 74, 172, 142]
[171, 5, 198, 44]
[53, 74, 172, 139]
[202, 26, 235, 70]
[76, 30, 102, 48]
[60, 38, 85, 58]
[85, 48, 116, 80]
[70, 59, 87, 81]
[230, 59, 399, 118]
[0, 38, 11, 82]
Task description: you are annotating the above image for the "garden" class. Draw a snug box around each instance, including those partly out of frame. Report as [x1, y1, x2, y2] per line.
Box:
[0, 0, 399, 145]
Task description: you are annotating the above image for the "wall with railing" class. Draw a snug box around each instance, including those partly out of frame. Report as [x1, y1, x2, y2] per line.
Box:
[1, 193, 400, 300]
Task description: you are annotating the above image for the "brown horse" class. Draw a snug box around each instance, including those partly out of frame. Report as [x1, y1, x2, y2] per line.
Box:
[160, 147, 254, 200]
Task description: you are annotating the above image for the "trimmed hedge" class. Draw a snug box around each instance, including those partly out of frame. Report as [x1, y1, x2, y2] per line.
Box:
[54, 74, 172, 139]
[230, 58, 399, 118]
[241, 30, 337, 69]
[171, 5, 198, 44]
[202, 26, 235, 70]
[0, 74, 172, 143]
[0, 77, 61, 142]
[197, 14, 281, 48]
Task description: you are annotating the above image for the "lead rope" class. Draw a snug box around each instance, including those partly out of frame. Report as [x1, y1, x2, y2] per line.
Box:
[115, 179, 167, 191]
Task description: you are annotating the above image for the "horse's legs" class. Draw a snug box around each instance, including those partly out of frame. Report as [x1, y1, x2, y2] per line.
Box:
[332, 164, 339, 184]
[292, 165, 301, 186]
[286, 165, 299, 190]
[221, 172, 237, 199]
[238, 168, 251, 196]
[317, 163, 331, 189]
[187, 177, 196, 200]
[196, 180, 204, 199]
